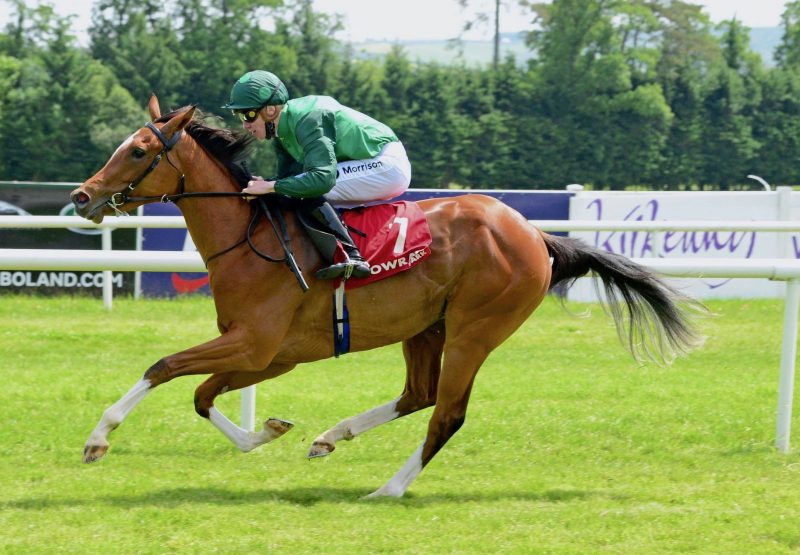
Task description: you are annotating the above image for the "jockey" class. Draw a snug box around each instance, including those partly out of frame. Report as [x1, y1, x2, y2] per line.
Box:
[223, 70, 412, 280]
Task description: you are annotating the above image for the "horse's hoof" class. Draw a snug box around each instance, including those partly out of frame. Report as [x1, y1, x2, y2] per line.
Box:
[363, 486, 404, 499]
[307, 441, 335, 459]
[82, 443, 109, 463]
[265, 418, 293, 437]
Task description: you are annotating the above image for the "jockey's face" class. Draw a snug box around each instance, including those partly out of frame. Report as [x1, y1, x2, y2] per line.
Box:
[242, 105, 281, 141]
[241, 107, 267, 140]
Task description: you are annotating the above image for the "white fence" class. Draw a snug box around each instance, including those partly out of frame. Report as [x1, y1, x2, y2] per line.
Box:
[0, 215, 798, 453]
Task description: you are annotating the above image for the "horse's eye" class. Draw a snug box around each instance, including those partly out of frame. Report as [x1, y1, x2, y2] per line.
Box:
[132, 148, 146, 159]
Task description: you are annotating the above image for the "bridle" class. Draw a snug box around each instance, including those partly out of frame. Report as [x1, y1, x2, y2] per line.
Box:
[102, 120, 308, 291]
[106, 121, 256, 211]
[106, 121, 258, 210]
[106, 122, 187, 212]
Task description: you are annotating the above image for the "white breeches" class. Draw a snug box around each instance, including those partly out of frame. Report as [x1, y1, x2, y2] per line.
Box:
[325, 141, 412, 208]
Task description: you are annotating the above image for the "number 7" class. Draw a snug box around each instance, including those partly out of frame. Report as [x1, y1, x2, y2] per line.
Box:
[391, 217, 409, 255]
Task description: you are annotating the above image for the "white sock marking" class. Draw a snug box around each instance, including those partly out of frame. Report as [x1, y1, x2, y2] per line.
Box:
[344, 398, 400, 438]
[315, 398, 400, 446]
[86, 378, 151, 446]
[209, 407, 283, 452]
[368, 442, 425, 498]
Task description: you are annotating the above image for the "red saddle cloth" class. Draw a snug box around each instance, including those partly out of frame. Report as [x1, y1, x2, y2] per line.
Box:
[336, 200, 432, 289]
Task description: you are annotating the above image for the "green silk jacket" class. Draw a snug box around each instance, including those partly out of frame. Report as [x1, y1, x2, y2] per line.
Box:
[273, 96, 398, 197]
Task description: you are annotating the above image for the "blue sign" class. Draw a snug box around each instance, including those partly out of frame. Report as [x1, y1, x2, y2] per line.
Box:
[399, 189, 571, 221]
[142, 202, 209, 297]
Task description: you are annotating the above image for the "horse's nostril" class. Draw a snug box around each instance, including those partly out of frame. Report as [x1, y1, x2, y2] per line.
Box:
[72, 191, 90, 207]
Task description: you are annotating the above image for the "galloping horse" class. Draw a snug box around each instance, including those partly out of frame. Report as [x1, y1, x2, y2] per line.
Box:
[70, 96, 700, 498]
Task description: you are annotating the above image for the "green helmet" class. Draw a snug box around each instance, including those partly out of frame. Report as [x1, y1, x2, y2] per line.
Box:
[222, 70, 289, 110]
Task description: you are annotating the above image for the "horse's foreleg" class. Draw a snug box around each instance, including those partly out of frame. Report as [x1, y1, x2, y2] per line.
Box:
[83, 378, 151, 463]
[194, 365, 296, 452]
[83, 326, 283, 463]
[308, 323, 444, 458]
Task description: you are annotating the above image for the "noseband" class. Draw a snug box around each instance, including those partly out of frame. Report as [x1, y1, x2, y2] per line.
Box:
[107, 122, 185, 211]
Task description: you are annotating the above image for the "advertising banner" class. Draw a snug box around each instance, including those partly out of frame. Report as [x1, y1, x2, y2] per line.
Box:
[568, 190, 798, 300]
[0, 183, 135, 296]
[9, 184, 800, 301]
[399, 189, 573, 221]
[141, 202, 210, 297]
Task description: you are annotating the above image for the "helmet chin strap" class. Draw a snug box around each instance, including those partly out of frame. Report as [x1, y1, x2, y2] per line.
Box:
[265, 121, 277, 140]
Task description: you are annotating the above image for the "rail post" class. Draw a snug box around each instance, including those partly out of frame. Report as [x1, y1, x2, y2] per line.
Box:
[101, 228, 113, 310]
[134, 206, 144, 299]
[776, 278, 800, 453]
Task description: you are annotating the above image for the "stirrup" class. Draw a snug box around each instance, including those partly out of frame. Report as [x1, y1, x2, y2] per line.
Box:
[315, 258, 371, 280]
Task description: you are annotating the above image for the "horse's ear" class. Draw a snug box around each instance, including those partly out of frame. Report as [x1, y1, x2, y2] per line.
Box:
[148, 94, 161, 121]
[159, 105, 196, 139]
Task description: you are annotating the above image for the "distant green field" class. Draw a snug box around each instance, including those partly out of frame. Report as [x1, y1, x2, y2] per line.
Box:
[351, 27, 781, 67]
[1, 295, 798, 553]
[354, 39, 534, 66]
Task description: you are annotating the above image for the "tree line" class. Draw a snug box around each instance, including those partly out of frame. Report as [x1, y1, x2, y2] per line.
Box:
[1, 0, 800, 190]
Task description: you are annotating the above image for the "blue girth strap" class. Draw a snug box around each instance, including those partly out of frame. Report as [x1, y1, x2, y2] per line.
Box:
[333, 282, 350, 357]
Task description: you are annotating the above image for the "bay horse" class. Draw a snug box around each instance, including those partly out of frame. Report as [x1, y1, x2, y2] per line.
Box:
[70, 96, 700, 498]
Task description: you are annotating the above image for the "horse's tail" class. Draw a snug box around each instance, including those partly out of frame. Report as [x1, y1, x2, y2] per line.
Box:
[542, 233, 704, 363]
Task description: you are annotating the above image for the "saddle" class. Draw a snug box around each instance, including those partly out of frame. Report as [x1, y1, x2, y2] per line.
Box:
[340, 201, 432, 287]
[297, 200, 432, 289]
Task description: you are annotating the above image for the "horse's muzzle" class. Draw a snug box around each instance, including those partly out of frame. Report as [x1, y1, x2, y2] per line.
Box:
[70, 188, 105, 223]
[71, 190, 91, 213]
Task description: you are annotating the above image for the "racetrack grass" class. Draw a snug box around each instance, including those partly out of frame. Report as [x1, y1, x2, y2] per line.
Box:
[0, 294, 798, 554]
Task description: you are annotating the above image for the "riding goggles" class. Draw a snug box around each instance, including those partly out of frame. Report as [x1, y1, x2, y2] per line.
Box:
[235, 108, 262, 123]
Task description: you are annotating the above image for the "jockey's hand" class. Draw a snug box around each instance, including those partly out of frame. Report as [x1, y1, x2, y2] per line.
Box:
[242, 179, 276, 199]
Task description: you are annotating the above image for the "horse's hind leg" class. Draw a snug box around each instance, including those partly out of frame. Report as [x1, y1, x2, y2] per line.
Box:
[307, 322, 445, 458]
[194, 364, 296, 452]
[365, 341, 488, 498]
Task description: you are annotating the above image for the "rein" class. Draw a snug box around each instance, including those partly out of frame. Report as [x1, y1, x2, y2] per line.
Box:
[106, 121, 309, 292]
[207, 198, 309, 292]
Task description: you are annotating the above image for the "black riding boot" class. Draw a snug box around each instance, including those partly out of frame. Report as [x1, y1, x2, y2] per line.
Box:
[303, 201, 371, 280]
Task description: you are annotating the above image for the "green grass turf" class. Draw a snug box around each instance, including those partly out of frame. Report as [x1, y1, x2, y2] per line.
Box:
[0, 294, 798, 553]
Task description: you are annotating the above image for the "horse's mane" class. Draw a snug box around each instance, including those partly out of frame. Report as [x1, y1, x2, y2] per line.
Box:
[156, 107, 255, 188]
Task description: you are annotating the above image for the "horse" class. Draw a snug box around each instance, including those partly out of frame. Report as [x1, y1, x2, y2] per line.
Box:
[70, 95, 701, 498]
